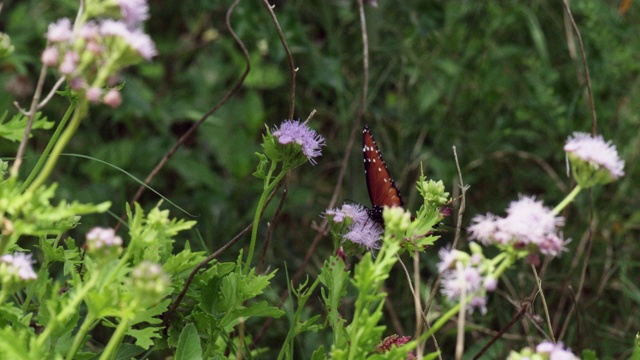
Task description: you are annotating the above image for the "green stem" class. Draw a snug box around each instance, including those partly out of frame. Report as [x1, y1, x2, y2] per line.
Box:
[552, 185, 582, 215]
[66, 313, 98, 360]
[36, 272, 98, 348]
[20, 104, 76, 192]
[420, 303, 462, 341]
[26, 100, 88, 193]
[243, 163, 287, 274]
[99, 314, 132, 360]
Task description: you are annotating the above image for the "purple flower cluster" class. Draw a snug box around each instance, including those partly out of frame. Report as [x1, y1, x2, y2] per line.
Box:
[272, 120, 326, 165]
[564, 132, 625, 184]
[468, 196, 566, 258]
[507, 341, 579, 360]
[326, 203, 383, 250]
[41, 0, 156, 107]
[0, 252, 37, 282]
[438, 247, 495, 314]
[86, 227, 123, 259]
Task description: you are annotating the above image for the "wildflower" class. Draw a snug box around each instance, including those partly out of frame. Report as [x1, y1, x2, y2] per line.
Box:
[272, 119, 326, 165]
[0, 253, 37, 293]
[86, 227, 123, 260]
[326, 203, 383, 250]
[100, 19, 157, 60]
[46, 18, 73, 43]
[438, 247, 496, 314]
[129, 261, 170, 303]
[116, 0, 150, 27]
[86, 87, 102, 103]
[41, 47, 59, 67]
[507, 341, 579, 360]
[103, 89, 122, 108]
[564, 132, 624, 186]
[58, 51, 79, 75]
[441, 263, 482, 301]
[343, 221, 383, 250]
[536, 341, 579, 359]
[437, 247, 458, 273]
[325, 203, 369, 224]
[469, 196, 566, 258]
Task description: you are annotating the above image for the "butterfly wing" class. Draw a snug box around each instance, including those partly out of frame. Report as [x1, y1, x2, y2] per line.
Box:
[362, 125, 404, 223]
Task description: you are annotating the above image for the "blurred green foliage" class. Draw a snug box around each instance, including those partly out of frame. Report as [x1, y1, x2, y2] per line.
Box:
[1, 0, 639, 357]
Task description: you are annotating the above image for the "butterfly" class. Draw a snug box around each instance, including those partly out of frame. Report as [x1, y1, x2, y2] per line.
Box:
[362, 124, 404, 226]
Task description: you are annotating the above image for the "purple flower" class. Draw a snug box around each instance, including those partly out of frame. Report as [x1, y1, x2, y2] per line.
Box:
[100, 19, 157, 60]
[343, 221, 383, 250]
[46, 18, 73, 43]
[536, 341, 579, 360]
[564, 132, 624, 181]
[437, 247, 457, 273]
[41, 47, 59, 67]
[272, 119, 326, 165]
[0, 253, 37, 281]
[469, 196, 566, 257]
[86, 87, 102, 103]
[79, 21, 100, 41]
[326, 203, 369, 224]
[59, 51, 79, 75]
[441, 263, 482, 300]
[116, 0, 150, 28]
[86, 227, 123, 249]
[326, 203, 382, 250]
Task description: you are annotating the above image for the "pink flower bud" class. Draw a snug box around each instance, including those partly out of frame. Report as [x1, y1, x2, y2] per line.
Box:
[41, 47, 59, 67]
[103, 89, 122, 108]
[86, 87, 102, 103]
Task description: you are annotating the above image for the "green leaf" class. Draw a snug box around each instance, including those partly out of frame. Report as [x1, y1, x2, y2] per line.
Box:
[126, 327, 161, 350]
[174, 323, 202, 360]
[0, 111, 54, 142]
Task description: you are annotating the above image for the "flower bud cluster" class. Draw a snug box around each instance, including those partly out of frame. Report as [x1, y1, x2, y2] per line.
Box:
[41, 0, 156, 107]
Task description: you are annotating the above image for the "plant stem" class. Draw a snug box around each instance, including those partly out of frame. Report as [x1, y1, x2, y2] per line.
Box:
[99, 314, 132, 360]
[20, 104, 76, 192]
[66, 313, 98, 360]
[26, 100, 88, 193]
[36, 272, 98, 348]
[552, 185, 582, 215]
[244, 163, 286, 274]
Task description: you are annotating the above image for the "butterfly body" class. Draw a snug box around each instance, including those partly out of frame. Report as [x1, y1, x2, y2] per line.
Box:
[362, 125, 404, 225]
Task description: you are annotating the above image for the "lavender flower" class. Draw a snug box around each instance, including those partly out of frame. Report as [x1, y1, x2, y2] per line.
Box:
[469, 196, 566, 258]
[0, 252, 37, 283]
[100, 19, 157, 60]
[507, 341, 579, 360]
[536, 341, 579, 359]
[86, 227, 123, 260]
[129, 261, 170, 303]
[438, 245, 497, 314]
[46, 18, 73, 43]
[326, 203, 383, 250]
[565, 132, 624, 186]
[272, 119, 326, 165]
[116, 0, 150, 27]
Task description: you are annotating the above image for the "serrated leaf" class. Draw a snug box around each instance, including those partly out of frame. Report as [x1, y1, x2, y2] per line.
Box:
[126, 327, 161, 350]
[0, 111, 54, 142]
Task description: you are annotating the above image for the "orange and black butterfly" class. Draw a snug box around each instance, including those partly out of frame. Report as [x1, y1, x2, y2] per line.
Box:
[362, 125, 404, 226]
